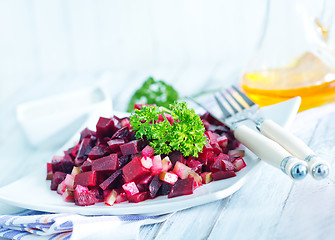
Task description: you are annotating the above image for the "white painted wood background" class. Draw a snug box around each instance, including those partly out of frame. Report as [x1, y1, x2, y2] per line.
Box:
[1, 1, 335, 240]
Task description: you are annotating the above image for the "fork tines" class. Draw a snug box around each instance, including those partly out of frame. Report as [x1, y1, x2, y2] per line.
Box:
[214, 86, 256, 117]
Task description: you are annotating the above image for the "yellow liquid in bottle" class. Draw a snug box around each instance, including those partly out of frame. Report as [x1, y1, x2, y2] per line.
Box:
[241, 52, 335, 111]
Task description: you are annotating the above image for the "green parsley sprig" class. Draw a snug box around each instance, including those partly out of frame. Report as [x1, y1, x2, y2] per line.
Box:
[127, 77, 179, 112]
[130, 102, 207, 157]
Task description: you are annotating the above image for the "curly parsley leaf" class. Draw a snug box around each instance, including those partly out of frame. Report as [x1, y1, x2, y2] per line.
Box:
[130, 102, 207, 157]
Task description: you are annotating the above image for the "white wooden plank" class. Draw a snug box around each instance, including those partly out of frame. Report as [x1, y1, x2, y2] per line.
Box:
[147, 199, 230, 240]
[207, 116, 320, 240]
[273, 112, 335, 239]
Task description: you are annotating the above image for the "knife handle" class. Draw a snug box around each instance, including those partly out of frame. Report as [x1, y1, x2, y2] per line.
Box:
[234, 125, 308, 180]
[258, 119, 330, 179]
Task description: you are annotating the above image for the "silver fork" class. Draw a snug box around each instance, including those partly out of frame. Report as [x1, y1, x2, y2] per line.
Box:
[187, 95, 308, 181]
[212, 86, 330, 180]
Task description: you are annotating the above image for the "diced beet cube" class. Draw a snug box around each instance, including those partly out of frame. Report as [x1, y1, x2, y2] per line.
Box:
[52, 155, 73, 174]
[122, 182, 139, 197]
[205, 131, 218, 145]
[200, 172, 213, 184]
[122, 157, 151, 183]
[51, 172, 67, 191]
[151, 155, 163, 175]
[159, 181, 173, 195]
[212, 170, 236, 181]
[140, 156, 153, 169]
[227, 131, 240, 150]
[92, 154, 119, 173]
[232, 157, 247, 172]
[127, 130, 137, 141]
[136, 183, 150, 192]
[62, 155, 74, 173]
[79, 128, 96, 142]
[103, 189, 111, 199]
[46, 163, 53, 180]
[212, 142, 223, 154]
[228, 149, 245, 158]
[62, 188, 74, 202]
[88, 145, 107, 160]
[57, 180, 67, 195]
[202, 119, 210, 130]
[168, 151, 186, 165]
[217, 135, 228, 149]
[187, 159, 203, 174]
[138, 174, 154, 185]
[74, 137, 95, 166]
[141, 145, 155, 158]
[96, 117, 115, 139]
[120, 139, 142, 155]
[159, 171, 179, 184]
[222, 160, 235, 171]
[64, 174, 75, 190]
[168, 178, 194, 198]
[115, 192, 128, 203]
[120, 117, 130, 127]
[91, 188, 104, 202]
[111, 126, 130, 139]
[81, 159, 92, 172]
[203, 142, 214, 151]
[215, 153, 230, 162]
[105, 189, 118, 206]
[118, 155, 130, 168]
[197, 150, 215, 166]
[210, 158, 223, 172]
[189, 171, 203, 189]
[161, 156, 172, 172]
[107, 139, 125, 152]
[149, 175, 162, 198]
[74, 185, 96, 206]
[71, 166, 81, 177]
[74, 171, 97, 187]
[99, 169, 122, 190]
[128, 191, 150, 203]
[70, 143, 81, 158]
[173, 162, 191, 179]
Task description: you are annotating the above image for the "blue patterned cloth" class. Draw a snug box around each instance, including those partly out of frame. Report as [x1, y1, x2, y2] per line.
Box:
[0, 210, 170, 240]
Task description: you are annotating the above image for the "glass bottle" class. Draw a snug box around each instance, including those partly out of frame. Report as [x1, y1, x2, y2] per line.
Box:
[240, 0, 335, 112]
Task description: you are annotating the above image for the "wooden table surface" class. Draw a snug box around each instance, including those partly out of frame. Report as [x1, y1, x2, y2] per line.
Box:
[0, 69, 334, 240]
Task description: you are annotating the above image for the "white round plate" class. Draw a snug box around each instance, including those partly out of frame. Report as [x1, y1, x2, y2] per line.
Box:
[0, 98, 301, 216]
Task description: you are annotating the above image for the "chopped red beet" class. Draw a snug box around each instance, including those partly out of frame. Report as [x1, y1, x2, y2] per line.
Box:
[128, 191, 150, 203]
[92, 154, 119, 173]
[88, 145, 107, 160]
[120, 139, 142, 155]
[168, 178, 194, 198]
[50, 172, 67, 191]
[107, 139, 125, 152]
[212, 170, 236, 181]
[74, 185, 96, 206]
[74, 171, 97, 187]
[96, 117, 115, 140]
[47, 111, 245, 206]
[122, 157, 150, 183]
[99, 169, 122, 190]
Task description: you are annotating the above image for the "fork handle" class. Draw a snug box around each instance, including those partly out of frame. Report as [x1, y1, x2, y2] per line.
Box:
[234, 125, 308, 180]
[258, 119, 330, 179]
